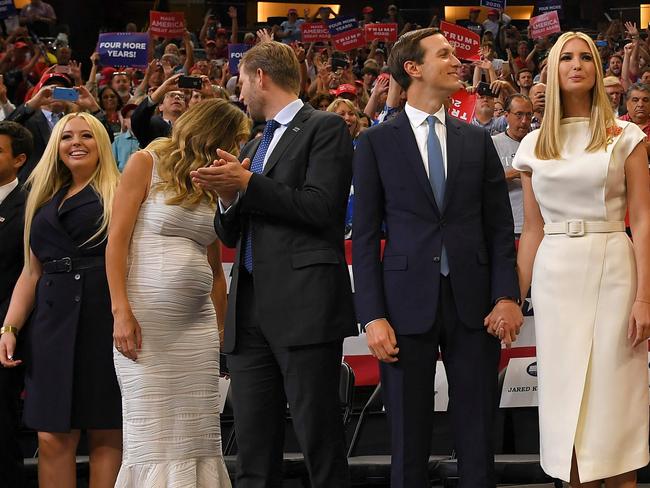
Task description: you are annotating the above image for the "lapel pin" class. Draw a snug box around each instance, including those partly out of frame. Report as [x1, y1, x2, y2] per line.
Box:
[292, 127, 301, 133]
[0, 216, 4, 222]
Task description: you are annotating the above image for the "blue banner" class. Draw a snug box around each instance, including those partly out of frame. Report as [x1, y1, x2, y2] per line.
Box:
[228, 43, 251, 75]
[97, 33, 149, 68]
[480, 0, 506, 10]
[0, 0, 16, 20]
[326, 16, 358, 36]
[536, 0, 563, 17]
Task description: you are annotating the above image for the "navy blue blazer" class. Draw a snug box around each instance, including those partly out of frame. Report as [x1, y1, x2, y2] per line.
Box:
[352, 110, 519, 334]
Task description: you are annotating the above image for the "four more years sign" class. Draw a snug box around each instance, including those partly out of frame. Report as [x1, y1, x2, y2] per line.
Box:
[97, 33, 149, 68]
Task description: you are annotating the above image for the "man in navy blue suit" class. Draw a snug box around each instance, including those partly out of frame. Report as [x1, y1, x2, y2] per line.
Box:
[352, 28, 524, 488]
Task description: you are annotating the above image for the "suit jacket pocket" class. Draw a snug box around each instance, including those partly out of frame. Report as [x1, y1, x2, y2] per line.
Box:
[477, 249, 489, 265]
[291, 249, 340, 269]
[382, 255, 407, 271]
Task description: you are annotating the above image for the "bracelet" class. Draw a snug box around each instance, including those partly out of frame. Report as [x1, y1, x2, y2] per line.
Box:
[0, 325, 19, 336]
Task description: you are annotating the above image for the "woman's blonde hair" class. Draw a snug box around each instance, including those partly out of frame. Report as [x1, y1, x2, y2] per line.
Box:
[146, 98, 250, 207]
[327, 97, 360, 136]
[535, 31, 616, 160]
[23, 112, 120, 266]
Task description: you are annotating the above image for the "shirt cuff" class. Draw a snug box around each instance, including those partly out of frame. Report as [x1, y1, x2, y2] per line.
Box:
[219, 193, 240, 214]
[363, 318, 386, 331]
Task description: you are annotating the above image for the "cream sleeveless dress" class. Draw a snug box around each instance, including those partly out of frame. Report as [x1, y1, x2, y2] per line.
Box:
[113, 151, 231, 487]
[513, 118, 649, 482]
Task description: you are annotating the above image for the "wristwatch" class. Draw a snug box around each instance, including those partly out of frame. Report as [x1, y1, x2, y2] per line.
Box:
[495, 296, 522, 305]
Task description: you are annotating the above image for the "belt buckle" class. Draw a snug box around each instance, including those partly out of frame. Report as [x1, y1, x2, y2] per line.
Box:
[59, 257, 72, 272]
[565, 219, 585, 237]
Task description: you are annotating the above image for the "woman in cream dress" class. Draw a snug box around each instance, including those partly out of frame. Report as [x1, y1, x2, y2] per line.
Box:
[514, 32, 650, 487]
[106, 98, 249, 487]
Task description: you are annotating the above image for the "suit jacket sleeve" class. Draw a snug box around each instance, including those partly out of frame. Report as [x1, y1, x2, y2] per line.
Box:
[7, 103, 36, 125]
[481, 130, 519, 302]
[239, 115, 353, 229]
[351, 130, 387, 326]
[131, 98, 158, 148]
[213, 137, 260, 248]
[214, 199, 242, 248]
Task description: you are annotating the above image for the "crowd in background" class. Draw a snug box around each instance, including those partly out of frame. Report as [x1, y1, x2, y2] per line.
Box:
[1, 2, 650, 487]
[0, 2, 648, 237]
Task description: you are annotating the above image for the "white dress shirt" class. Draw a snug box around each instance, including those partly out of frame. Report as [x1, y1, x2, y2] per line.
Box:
[220, 98, 304, 212]
[0, 178, 18, 205]
[404, 102, 448, 177]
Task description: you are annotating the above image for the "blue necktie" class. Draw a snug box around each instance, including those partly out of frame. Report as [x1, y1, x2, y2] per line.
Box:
[426, 115, 449, 276]
[243, 119, 281, 273]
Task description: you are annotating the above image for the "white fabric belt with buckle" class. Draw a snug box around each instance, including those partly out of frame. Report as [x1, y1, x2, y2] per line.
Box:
[543, 220, 625, 237]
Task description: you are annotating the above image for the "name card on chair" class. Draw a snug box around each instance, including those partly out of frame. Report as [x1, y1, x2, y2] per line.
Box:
[500, 357, 539, 408]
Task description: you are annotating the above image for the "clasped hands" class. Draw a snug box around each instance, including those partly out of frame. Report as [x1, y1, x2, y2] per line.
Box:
[484, 299, 524, 348]
[190, 149, 252, 205]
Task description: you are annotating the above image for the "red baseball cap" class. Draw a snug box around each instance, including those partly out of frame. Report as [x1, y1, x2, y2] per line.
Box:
[362, 7, 374, 14]
[469, 8, 481, 13]
[39, 72, 72, 88]
[120, 103, 138, 118]
[288, 8, 298, 15]
[14, 41, 29, 49]
[206, 39, 217, 46]
[334, 84, 357, 97]
[488, 9, 499, 15]
[216, 28, 227, 37]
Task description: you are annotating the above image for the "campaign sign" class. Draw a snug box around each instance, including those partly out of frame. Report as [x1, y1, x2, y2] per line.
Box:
[365, 23, 398, 43]
[326, 16, 359, 36]
[480, 0, 506, 10]
[301, 22, 330, 43]
[0, 0, 16, 20]
[434, 361, 449, 412]
[440, 21, 480, 61]
[228, 43, 251, 75]
[331, 28, 366, 51]
[530, 10, 561, 39]
[150, 11, 185, 38]
[448, 88, 477, 123]
[97, 33, 149, 68]
[536, 0, 562, 13]
[499, 357, 539, 408]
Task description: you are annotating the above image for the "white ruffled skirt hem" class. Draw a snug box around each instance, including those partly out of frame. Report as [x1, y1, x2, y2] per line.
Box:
[115, 456, 231, 488]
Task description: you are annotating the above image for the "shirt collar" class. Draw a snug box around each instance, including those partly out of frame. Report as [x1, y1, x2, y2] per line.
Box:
[0, 178, 18, 204]
[272, 98, 304, 126]
[404, 102, 447, 128]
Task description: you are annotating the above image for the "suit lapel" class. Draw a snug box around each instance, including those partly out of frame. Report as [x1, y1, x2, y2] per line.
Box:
[443, 114, 463, 212]
[0, 185, 25, 225]
[57, 185, 97, 217]
[40, 186, 80, 252]
[392, 111, 439, 213]
[262, 104, 313, 176]
[35, 111, 52, 146]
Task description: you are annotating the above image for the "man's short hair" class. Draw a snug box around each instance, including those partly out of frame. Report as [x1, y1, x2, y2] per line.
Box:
[240, 41, 301, 95]
[609, 54, 623, 63]
[388, 27, 441, 91]
[627, 82, 650, 98]
[362, 66, 379, 77]
[517, 68, 532, 79]
[504, 93, 532, 112]
[0, 121, 33, 159]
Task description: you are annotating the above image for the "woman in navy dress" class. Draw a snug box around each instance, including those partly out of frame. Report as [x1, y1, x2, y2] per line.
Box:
[0, 112, 122, 487]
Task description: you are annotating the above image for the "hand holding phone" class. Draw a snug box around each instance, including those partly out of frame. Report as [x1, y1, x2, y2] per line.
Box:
[52, 87, 79, 102]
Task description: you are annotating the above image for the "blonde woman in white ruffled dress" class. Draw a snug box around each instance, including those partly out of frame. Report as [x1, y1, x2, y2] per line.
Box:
[106, 98, 249, 487]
